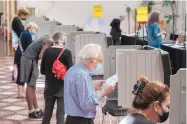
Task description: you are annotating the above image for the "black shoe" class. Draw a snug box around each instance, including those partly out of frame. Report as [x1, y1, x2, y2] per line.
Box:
[28, 112, 42, 120]
[36, 109, 44, 116]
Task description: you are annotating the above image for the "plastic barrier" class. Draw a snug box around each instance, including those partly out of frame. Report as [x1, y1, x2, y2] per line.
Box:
[75, 33, 108, 75]
[117, 49, 164, 108]
[67, 31, 94, 64]
[170, 69, 186, 124]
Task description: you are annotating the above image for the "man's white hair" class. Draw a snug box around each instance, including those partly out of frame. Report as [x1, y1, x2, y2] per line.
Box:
[78, 44, 102, 60]
[26, 22, 38, 30]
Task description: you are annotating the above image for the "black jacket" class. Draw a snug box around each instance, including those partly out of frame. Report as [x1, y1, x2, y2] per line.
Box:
[41, 47, 73, 97]
[110, 18, 122, 44]
[12, 17, 24, 38]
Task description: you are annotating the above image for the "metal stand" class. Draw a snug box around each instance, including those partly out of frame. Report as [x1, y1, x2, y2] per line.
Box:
[172, 12, 175, 44]
[101, 108, 107, 124]
[135, 22, 147, 46]
[184, 13, 186, 48]
[185, 13, 186, 41]
[143, 23, 144, 41]
[134, 23, 140, 45]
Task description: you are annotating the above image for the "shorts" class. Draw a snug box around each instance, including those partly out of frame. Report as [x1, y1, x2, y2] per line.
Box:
[20, 56, 39, 87]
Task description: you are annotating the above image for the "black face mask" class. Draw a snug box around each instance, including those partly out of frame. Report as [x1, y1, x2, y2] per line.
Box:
[158, 109, 169, 123]
[21, 18, 26, 21]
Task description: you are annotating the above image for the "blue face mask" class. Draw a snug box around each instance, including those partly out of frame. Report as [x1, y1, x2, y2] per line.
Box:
[31, 32, 36, 35]
[91, 63, 102, 74]
[63, 43, 67, 49]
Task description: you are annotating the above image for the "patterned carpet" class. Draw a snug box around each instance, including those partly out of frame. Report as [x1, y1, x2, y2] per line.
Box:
[0, 56, 122, 124]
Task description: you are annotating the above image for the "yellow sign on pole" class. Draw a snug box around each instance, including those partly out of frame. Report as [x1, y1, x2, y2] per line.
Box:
[93, 5, 102, 18]
[136, 7, 148, 23]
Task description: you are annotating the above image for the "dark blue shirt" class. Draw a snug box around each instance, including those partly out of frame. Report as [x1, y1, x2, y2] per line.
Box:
[20, 30, 32, 51]
[15, 30, 33, 65]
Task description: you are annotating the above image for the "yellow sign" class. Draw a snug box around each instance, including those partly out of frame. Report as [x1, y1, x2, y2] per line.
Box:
[93, 5, 102, 18]
[136, 7, 148, 22]
[137, 15, 148, 22]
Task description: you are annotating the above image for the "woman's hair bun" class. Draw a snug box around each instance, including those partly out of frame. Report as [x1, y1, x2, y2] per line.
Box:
[132, 75, 149, 95]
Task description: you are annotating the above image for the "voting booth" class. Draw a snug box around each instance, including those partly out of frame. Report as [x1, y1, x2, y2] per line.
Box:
[116, 49, 171, 124]
[101, 49, 171, 124]
[103, 45, 142, 80]
[25, 16, 45, 25]
[25, 16, 56, 39]
[67, 31, 95, 64]
[75, 33, 108, 75]
[170, 69, 186, 124]
[52, 25, 78, 35]
[104, 47, 171, 100]
[117, 49, 164, 107]
[34, 20, 57, 38]
[103, 45, 142, 99]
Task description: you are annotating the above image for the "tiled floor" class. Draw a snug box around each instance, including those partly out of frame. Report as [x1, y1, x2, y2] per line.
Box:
[0, 56, 122, 124]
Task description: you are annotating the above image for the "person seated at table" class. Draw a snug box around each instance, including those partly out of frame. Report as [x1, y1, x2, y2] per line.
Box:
[147, 12, 166, 48]
[119, 75, 170, 124]
[110, 15, 125, 45]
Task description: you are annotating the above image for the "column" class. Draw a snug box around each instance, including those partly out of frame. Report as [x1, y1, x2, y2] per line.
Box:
[3, 0, 16, 56]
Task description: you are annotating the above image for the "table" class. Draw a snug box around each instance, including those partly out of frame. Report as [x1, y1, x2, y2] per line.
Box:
[120, 35, 148, 46]
[161, 43, 186, 74]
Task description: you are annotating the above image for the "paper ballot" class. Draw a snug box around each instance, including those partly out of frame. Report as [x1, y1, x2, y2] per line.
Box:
[106, 73, 118, 84]
[98, 74, 118, 107]
[102, 73, 118, 89]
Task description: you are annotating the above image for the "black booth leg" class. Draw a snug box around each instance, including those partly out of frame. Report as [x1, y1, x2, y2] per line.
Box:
[116, 117, 119, 124]
[101, 108, 107, 124]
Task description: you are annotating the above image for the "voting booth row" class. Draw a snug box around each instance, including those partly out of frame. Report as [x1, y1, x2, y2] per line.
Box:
[27, 16, 186, 124]
[26, 16, 113, 66]
[26, 16, 79, 39]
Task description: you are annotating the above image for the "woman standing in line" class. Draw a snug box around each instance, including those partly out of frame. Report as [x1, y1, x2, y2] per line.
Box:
[41, 32, 73, 124]
[12, 8, 30, 81]
[15, 22, 37, 98]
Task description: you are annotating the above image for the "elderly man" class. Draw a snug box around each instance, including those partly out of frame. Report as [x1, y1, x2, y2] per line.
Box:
[20, 35, 54, 119]
[64, 44, 115, 124]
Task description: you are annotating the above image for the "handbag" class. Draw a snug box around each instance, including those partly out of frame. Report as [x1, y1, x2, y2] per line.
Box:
[52, 48, 67, 80]
[18, 33, 24, 54]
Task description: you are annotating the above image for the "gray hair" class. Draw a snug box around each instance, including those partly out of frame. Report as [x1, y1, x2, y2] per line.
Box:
[52, 32, 66, 44]
[77, 44, 102, 60]
[26, 22, 38, 30]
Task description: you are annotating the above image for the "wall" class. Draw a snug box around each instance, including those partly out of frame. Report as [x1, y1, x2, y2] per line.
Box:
[17, 1, 185, 36]
[0, 1, 3, 13]
[17, 1, 140, 26]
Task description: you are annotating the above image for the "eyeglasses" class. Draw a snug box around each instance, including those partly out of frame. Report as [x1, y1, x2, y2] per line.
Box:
[92, 58, 103, 63]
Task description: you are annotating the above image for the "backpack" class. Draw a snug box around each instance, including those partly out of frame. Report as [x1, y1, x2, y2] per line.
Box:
[52, 48, 67, 80]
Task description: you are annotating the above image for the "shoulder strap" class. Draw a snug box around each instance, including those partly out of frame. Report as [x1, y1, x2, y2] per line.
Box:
[18, 33, 24, 53]
[56, 48, 65, 60]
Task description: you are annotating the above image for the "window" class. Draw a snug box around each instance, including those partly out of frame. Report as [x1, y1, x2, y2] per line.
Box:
[27, 7, 35, 16]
